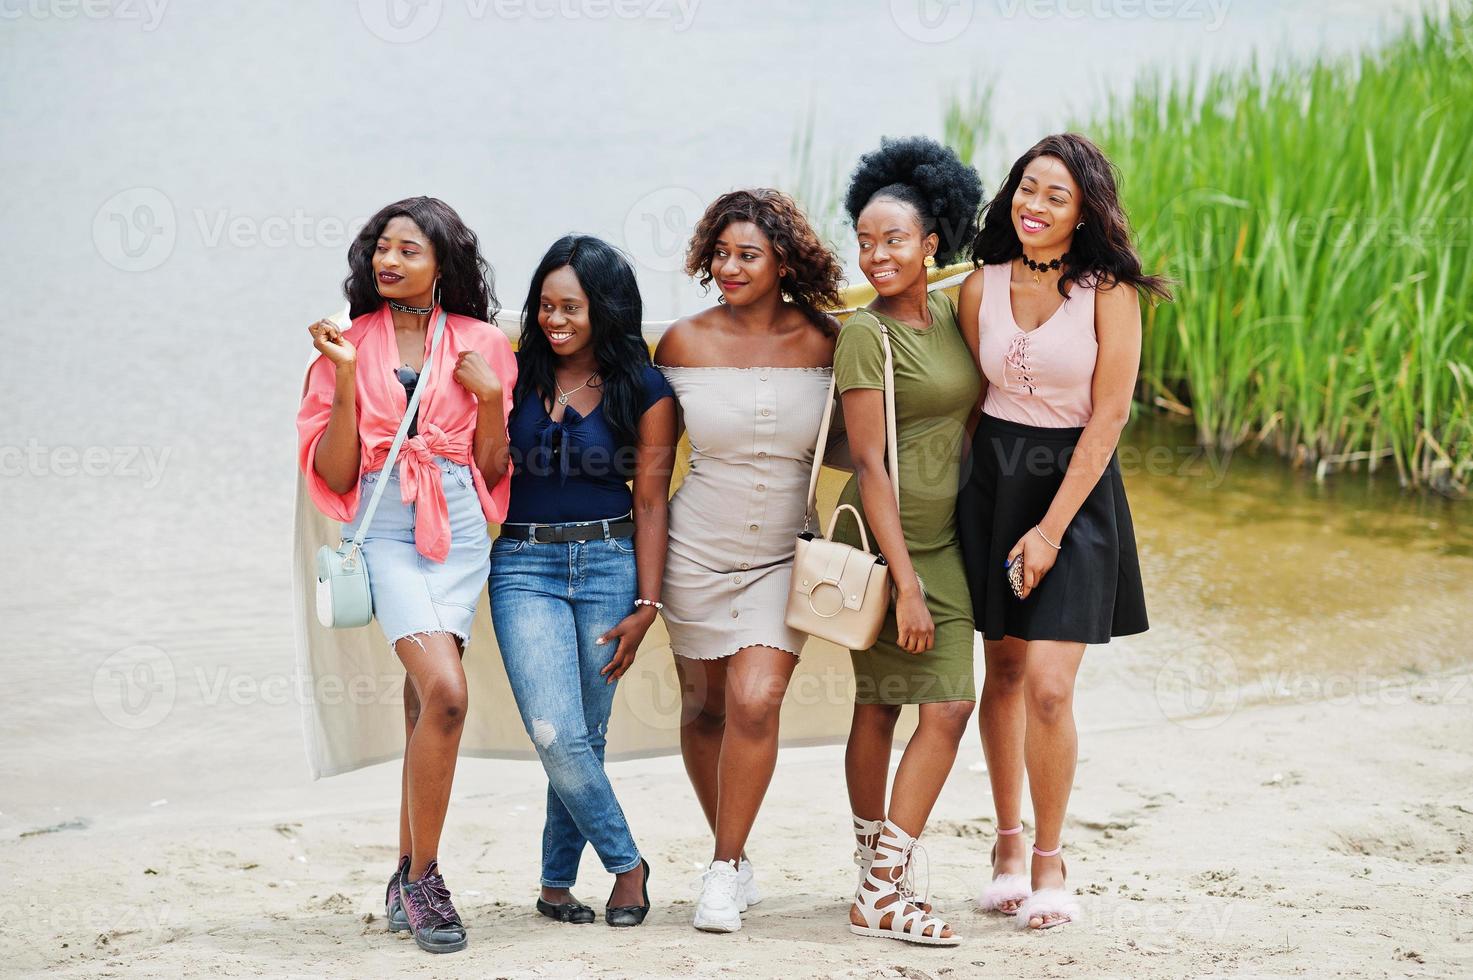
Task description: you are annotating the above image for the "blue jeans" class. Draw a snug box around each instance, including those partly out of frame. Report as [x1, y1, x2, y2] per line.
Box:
[489, 530, 642, 888]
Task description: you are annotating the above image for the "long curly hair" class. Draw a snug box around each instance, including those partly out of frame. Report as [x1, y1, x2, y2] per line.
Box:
[515, 235, 651, 451]
[972, 133, 1173, 302]
[685, 188, 844, 332]
[343, 196, 498, 321]
[843, 136, 983, 265]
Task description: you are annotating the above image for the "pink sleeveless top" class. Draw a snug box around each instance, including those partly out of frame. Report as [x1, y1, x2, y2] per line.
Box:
[977, 262, 1097, 428]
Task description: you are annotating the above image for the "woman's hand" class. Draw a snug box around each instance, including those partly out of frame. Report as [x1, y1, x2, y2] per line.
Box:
[453, 350, 503, 402]
[597, 605, 658, 683]
[894, 583, 935, 654]
[1007, 527, 1059, 600]
[309, 318, 356, 369]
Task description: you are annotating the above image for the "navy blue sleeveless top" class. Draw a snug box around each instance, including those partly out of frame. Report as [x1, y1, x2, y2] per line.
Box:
[504, 360, 674, 524]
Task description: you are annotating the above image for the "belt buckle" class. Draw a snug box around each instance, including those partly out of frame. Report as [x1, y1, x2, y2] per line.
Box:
[531, 524, 554, 544]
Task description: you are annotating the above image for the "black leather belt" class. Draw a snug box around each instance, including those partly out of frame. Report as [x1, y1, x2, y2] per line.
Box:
[499, 517, 635, 543]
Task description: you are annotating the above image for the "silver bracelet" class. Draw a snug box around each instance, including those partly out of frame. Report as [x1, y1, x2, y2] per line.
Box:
[634, 598, 664, 610]
[1032, 525, 1062, 550]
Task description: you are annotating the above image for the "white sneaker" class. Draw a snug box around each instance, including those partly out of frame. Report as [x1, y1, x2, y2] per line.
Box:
[693, 859, 744, 933]
[738, 857, 761, 910]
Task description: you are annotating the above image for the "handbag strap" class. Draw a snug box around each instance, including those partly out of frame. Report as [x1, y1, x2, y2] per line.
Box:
[803, 313, 899, 531]
[347, 308, 449, 550]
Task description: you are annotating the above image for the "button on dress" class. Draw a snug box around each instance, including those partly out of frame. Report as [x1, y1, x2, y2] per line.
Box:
[658, 366, 832, 659]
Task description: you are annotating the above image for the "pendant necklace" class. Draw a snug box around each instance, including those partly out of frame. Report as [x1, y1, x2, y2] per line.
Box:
[555, 372, 599, 406]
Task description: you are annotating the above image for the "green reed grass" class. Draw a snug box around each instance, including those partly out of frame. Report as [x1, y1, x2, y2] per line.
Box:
[1076, 7, 1473, 494]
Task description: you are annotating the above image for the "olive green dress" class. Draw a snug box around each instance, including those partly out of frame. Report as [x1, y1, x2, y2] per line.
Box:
[832, 290, 981, 704]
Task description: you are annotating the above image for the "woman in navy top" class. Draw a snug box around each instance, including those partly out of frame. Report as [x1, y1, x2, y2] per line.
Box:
[489, 235, 676, 928]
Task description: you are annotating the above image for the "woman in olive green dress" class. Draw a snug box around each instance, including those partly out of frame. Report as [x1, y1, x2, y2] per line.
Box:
[833, 137, 983, 947]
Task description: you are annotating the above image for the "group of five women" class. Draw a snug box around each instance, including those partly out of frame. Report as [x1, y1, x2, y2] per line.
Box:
[296, 132, 1167, 954]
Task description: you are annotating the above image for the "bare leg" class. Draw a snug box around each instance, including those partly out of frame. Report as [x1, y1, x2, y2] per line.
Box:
[885, 700, 975, 836]
[398, 681, 419, 862]
[981, 636, 1029, 911]
[398, 640, 462, 865]
[847, 700, 972, 940]
[1023, 639, 1085, 928]
[711, 646, 797, 864]
[675, 655, 735, 850]
[844, 702, 900, 825]
[395, 632, 469, 882]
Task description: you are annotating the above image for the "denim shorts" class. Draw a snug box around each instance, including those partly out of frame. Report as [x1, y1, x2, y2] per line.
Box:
[342, 457, 491, 648]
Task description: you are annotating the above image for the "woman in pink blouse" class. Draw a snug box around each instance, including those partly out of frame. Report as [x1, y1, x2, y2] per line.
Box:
[957, 135, 1169, 931]
[296, 196, 515, 955]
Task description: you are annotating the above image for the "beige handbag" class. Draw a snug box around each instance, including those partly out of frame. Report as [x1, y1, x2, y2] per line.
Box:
[784, 315, 900, 651]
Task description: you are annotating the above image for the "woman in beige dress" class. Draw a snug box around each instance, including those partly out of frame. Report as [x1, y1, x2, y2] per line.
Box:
[654, 189, 843, 934]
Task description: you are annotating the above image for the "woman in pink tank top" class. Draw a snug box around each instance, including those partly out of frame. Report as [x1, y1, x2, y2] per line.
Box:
[954, 134, 1172, 931]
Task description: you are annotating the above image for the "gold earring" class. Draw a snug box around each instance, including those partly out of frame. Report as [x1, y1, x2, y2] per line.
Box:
[923, 255, 936, 268]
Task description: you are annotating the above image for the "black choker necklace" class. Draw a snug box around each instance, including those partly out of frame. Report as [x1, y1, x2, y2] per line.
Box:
[1021, 252, 1069, 284]
[389, 299, 434, 315]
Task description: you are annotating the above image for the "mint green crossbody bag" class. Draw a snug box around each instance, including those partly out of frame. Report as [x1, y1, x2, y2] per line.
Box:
[314, 309, 448, 629]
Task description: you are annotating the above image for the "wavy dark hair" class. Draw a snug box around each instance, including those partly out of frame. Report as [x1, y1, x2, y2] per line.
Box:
[515, 235, 651, 451]
[685, 188, 844, 333]
[844, 136, 983, 265]
[973, 133, 1173, 302]
[343, 196, 497, 321]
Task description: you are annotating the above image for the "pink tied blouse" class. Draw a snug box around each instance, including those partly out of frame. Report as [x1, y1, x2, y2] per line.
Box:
[296, 304, 517, 562]
[977, 262, 1097, 428]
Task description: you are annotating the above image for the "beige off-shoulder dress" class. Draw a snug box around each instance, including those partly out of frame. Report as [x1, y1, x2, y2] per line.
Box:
[657, 366, 832, 660]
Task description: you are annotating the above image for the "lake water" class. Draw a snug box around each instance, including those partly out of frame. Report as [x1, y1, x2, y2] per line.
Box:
[1, 0, 1467, 831]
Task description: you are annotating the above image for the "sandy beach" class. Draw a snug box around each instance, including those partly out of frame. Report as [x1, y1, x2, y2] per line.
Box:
[8, 659, 1470, 979]
[6, 5, 1472, 979]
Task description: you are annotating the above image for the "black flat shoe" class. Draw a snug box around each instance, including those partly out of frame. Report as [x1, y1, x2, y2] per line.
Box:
[604, 858, 651, 927]
[537, 896, 596, 924]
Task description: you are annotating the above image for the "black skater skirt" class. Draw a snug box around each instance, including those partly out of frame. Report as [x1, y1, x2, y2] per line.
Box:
[957, 413, 1148, 644]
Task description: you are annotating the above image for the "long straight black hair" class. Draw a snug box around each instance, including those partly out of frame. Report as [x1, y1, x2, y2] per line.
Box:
[343, 196, 497, 320]
[972, 134, 1172, 303]
[515, 235, 650, 450]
